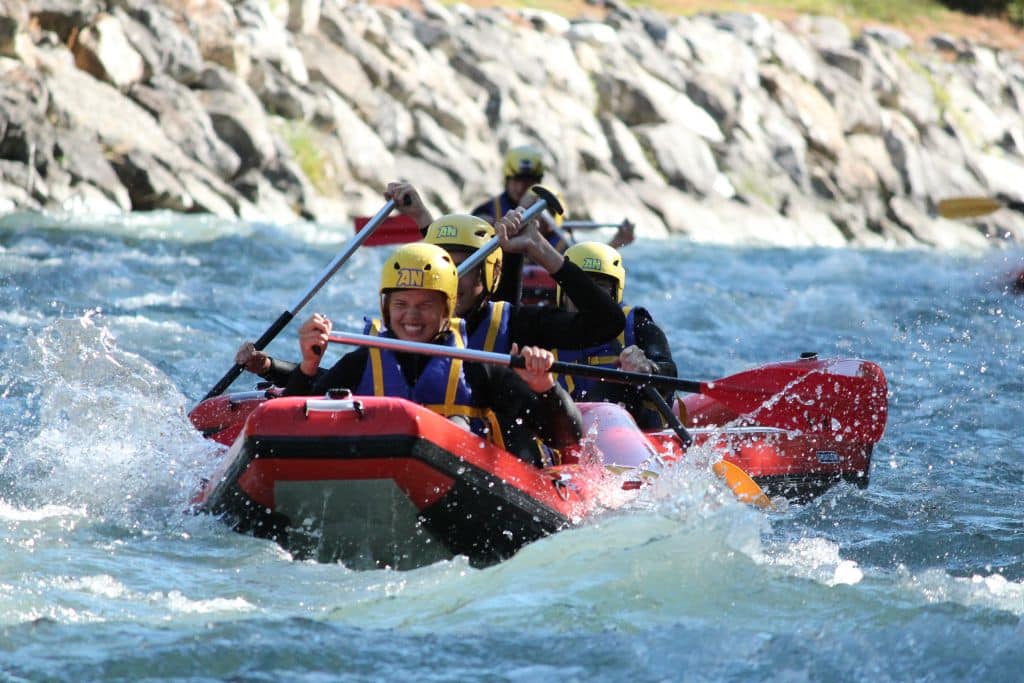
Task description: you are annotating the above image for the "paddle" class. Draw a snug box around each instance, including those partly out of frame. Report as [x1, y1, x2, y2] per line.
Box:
[937, 195, 1024, 219]
[325, 332, 888, 443]
[327, 330, 773, 508]
[561, 220, 623, 229]
[198, 199, 399, 402]
[456, 185, 564, 276]
[641, 385, 771, 508]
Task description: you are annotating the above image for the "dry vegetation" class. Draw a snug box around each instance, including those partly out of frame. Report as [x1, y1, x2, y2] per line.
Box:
[421, 0, 1024, 53]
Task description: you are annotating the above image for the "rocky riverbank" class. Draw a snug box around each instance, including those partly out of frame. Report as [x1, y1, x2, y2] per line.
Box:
[2, 0, 1024, 247]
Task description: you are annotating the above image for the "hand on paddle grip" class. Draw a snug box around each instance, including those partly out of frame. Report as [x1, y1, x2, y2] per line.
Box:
[384, 181, 432, 230]
[235, 341, 271, 375]
[510, 343, 557, 393]
[299, 313, 332, 375]
[619, 345, 657, 374]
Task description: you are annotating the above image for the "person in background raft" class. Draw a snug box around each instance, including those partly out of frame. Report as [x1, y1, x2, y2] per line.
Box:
[553, 242, 677, 430]
[382, 182, 626, 353]
[470, 145, 635, 254]
[281, 243, 582, 467]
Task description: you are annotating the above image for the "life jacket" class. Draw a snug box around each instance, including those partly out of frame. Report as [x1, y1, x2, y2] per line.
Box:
[553, 306, 667, 429]
[466, 300, 512, 353]
[554, 306, 636, 397]
[355, 319, 505, 448]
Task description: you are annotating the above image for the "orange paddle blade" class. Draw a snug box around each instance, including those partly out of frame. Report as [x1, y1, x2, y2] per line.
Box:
[936, 197, 1003, 219]
[713, 460, 773, 509]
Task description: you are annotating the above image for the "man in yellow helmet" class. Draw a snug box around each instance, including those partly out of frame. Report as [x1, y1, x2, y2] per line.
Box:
[281, 243, 582, 466]
[470, 144, 573, 254]
[553, 242, 677, 429]
[383, 182, 625, 356]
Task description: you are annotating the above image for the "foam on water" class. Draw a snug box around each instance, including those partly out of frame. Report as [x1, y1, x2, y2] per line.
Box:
[1, 311, 220, 522]
[2, 217, 1024, 679]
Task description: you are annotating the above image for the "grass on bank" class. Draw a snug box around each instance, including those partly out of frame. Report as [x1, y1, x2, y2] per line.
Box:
[463, 0, 946, 23]
[454, 0, 1023, 45]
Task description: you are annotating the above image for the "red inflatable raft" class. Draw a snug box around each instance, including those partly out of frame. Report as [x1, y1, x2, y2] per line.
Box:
[189, 356, 888, 569]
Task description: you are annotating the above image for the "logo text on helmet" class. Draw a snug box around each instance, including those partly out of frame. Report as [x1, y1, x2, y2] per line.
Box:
[581, 256, 602, 271]
[396, 268, 426, 287]
[435, 225, 458, 238]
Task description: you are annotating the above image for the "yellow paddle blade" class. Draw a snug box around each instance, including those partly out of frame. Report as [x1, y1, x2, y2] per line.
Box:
[936, 196, 1003, 219]
[713, 461, 773, 509]
[606, 461, 771, 509]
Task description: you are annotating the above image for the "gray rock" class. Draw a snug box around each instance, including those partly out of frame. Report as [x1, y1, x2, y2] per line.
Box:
[889, 196, 990, 248]
[51, 126, 131, 210]
[248, 59, 314, 120]
[634, 122, 720, 196]
[129, 76, 241, 181]
[792, 14, 850, 51]
[72, 13, 145, 90]
[819, 46, 869, 84]
[861, 25, 912, 50]
[287, 0, 321, 35]
[195, 68, 277, 174]
[815, 64, 882, 135]
[109, 149, 192, 212]
[116, 4, 205, 85]
[394, 153, 463, 215]
[760, 64, 845, 159]
[601, 115, 661, 183]
[0, 0, 28, 57]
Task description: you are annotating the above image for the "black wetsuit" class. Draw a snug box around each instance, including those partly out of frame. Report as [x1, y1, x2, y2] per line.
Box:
[283, 347, 582, 467]
[466, 259, 625, 349]
[575, 307, 678, 430]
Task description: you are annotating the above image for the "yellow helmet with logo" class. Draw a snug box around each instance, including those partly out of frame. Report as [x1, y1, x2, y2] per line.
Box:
[379, 243, 458, 323]
[502, 144, 545, 180]
[558, 241, 626, 306]
[423, 214, 502, 295]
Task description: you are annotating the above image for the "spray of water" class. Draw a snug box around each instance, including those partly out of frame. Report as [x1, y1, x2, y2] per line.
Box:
[0, 310, 221, 526]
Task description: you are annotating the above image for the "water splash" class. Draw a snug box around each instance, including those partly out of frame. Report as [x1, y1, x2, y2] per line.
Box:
[0, 311, 220, 524]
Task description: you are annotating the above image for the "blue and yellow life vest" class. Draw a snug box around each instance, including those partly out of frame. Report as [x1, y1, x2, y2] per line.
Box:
[554, 306, 668, 428]
[356, 319, 505, 448]
[554, 306, 635, 398]
[467, 300, 512, 353]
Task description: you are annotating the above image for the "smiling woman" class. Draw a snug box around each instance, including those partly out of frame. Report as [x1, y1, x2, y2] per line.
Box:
[278, 242, 583, 468]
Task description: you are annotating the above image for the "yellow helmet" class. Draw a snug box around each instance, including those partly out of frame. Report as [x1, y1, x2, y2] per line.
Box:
[379, 243, 458, 323]
[502, 144, 545, 180]
[558, 241, 626, 306]
[423, 214, 502, 295]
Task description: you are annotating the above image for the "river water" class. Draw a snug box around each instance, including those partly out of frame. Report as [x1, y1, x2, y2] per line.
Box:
[1, 211, 1022, 681]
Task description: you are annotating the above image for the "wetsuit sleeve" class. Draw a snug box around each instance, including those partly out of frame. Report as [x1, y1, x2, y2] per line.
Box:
[507, 260, 626, 349]
[260, 357, 298, 387]
[467, 364, 582, 461]
[283, 348, 368, 396]
[633, 308, 677, 378]
[526, 382, 583, 448]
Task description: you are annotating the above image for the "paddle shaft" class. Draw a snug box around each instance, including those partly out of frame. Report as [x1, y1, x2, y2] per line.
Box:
[326, 330, 702, 392]
[457, 186, 563, 276]
[326, 332, 774, 508]
[562, 221, 622, 229]
[200, 200, 398, 401]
